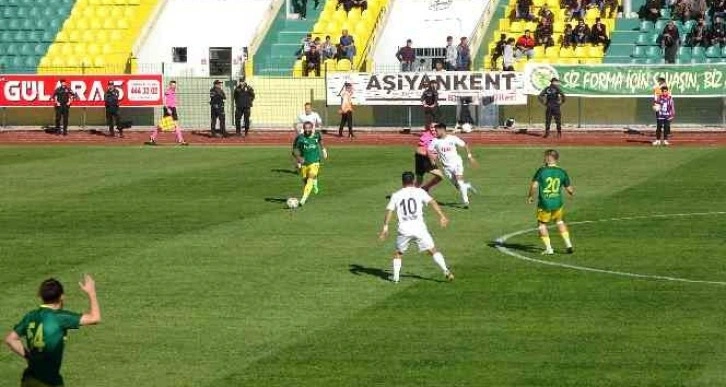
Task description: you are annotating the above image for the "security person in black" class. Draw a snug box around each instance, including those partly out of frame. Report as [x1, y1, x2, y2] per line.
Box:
[538, 77, 566, 138]
[420, 80, 440, 127]
[104, 81, 122, 137]
[233, 79, 255, 137]
[52, 79, 76, 136]
[210, 80, 227, 137]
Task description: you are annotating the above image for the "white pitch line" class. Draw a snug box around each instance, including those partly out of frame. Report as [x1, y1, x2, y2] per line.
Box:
[494, 211, 726, 286]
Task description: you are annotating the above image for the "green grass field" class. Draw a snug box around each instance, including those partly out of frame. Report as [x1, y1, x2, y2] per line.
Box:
[1, 145, 725, 387]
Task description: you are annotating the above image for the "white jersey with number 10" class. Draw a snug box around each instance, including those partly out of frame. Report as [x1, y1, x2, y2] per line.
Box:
[428, 135, 466, 167]
[386, 187, 433, 234]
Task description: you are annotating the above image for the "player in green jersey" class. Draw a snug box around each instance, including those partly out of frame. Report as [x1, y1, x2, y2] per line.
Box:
[527, 149, 575, 255]
[293, 121, 328, 206]
[4, 275, 101, 387]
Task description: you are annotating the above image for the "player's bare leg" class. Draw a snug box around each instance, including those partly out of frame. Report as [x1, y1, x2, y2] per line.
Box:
[556, 220, 574, 253]
[392, 252, 403, 283]
[427, 248, 454, 281]
[538, 223, 554, 254]
[421, 169, 443, 192]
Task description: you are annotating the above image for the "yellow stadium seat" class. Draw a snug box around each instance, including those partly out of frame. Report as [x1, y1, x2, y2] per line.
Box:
[546, 46, 560, 59]
[514, 61, 526, 71]
[102, 19, 115, 29]
[60, 44, 74, 56]
[321, 59, 335, 73]
[587, 45, 604, 57]
[89, 19, 102, 30]
[509, 21, 524, 33]
[68, 30, 82, 42]
[573, 46, 587, 57]
[546, 0, 559, 7]
[65, 56, 80, 68]
[293, 59, 303, 77]
[76, 19, 90, 30]
[51, 57, 65, 68]
[62, 19, 75, 30]
[553, 22, 564, 33]
[117, 19, 129, 29]
[95, 30, 110, 43]
[82, 7, 95, 18]
[581, 58, 600, 64]
[39, 56, 52, 68]
[533, 46, 545, 57]
[313, 21, 326, 33]
[123, 7, 136, 18]
[46, 44, 60, 56]
[128, 0, 140, 5]
[87, 43, 100, 55]
[499, 19, 510, 31]
[348, 8, 362, 21]
[336, 59, 352, 71]
[333, 9, 346, 22]
[534, 0, 545, 6]
[73, 44, 87, 56]
[524, 22, 537, 32]
[109, 30, 123, 42]
[55, 31, 69, 42]
[559, 47, 575, 58]
[101, 43, 114, 55]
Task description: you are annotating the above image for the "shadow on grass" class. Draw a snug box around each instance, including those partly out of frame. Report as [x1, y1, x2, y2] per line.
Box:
[264, 197, 287, 203]
[270, 168, 298, 175]
[348, 264, 445, 283]
[487, 241, 541, 254]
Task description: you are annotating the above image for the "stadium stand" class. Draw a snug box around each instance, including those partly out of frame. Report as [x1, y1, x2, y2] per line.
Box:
[0, 0, 74, 73]
[483, 0, 617, 70]
[39, 0, 160, 74]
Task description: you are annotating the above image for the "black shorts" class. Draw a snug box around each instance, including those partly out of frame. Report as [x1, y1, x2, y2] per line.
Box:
[415, 153, 435, 176]
[163, 106, 178, 120]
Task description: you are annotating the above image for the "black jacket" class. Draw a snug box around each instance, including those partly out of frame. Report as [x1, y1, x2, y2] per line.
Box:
[53, 86, 74, 106]
[421, 88, 438, 106]
[233, 85, 255, 108]
[210, 87, 226, 109]
[539, 85, 566, 107]
[104, 89, 120, 111]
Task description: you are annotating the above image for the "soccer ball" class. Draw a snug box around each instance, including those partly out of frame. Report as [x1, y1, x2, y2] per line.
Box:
[504, 117, 516, 129]
[461, 123, 473, 133]
[286, 197, 300, 209]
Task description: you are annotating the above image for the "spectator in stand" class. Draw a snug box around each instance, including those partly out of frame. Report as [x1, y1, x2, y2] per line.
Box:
[337, 0, 352, 12]
[304, 44, 322, 77]
[640, 0, 660, 23]
[535, 18, 555, 48]
[573, 20, 590, 45]
[538, 5, 556, 23]
[689, 0, 707, 20]
[351, 0, 367, 11]
[713, 0, 726, 20]
[515, 30, 536, 59]
[515, 0, 535, 20]
[672, 0, 691, 22]
[590, 18, 610, 51]
[321, 35, 336, 60]
[688, 18, 708, 46]
[561, 23, 574, 47]
[491, 33, 507, 70]
[568, 0, 585, 21]
[434, 61, 445, 71]
[456, 37, 471, 70]
[445, 36, 457, 70]
[340, 30, 356, 61]
[297, 33, 313, 58]
[503, 38, 516, 71]
[660, 21, 680, 63]
[396, 39, 416, 72]
[603, 0, 618, 18]
[710, 17, 726, 46]
[588, 0, 604, 13]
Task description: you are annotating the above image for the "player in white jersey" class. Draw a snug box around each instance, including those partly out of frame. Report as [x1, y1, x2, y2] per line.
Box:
[427, 123, 478, 208]
[379, 171, 454, 283]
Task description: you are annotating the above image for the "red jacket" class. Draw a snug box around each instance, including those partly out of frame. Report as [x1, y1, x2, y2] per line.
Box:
[517, 35, 535, 49]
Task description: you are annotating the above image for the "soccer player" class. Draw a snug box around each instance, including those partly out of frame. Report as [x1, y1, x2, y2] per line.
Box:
[293, 121, 328, 206]
[427, 123, 477, 208]
[527, 149, 574, 255]
[379, 171, 454, 283]
[4, 275, 101, 387]
[414, 123, 443, 192]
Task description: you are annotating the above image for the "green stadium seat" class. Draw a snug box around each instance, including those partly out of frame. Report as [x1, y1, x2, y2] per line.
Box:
[646, 46, 662, 58]
[631, 57, 648, 64]
[15, 7, 27, 18]
[34, 43, 48, 55]
[5, 43, 19, 56]
[692, 46, 706, 59]
[41, 31, 55, 42]
[721, 46, 726, 57]
[13, 31, 26, 42]
[683, 20, 696, 33]
[0, 56, 8, 70]
[649, 33, 659, 45]
[645, 57, 662, 64]
[632, 46, 646, 58]
[0, 31, 12, 42]
[676, 57, 694, 64]
[26, 30, 40, 42]
[635, 33, 650, 45]
[640, 20, 654, 32]
[660, 8, 671, 18]
[10, 56, 25, 69]
[705, 45, 721, 58]
[654, 20, 667, 31]
[20, 43, 33, 56]
[678, 46, 692, 57]
[8, 19, 22, 30]
[21, 19, 34, 31]
[3, 7, 16, 19]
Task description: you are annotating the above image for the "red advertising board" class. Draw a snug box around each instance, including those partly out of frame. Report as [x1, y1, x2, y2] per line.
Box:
[0, 74, 163, 107]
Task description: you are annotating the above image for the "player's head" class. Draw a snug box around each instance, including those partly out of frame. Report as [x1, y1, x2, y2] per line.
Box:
[39, 278, 65, 305]
[661, 86, 669, 95]
[544, 149, 559, 164]
[434, 123, 447, 137]
[401, 171, 416, 187]
[302, 121, 314, 135]
[304, 102, 312, 114]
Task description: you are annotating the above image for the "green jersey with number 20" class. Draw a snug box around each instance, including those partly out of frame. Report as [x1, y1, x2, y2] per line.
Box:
[532, 165, 571, 211]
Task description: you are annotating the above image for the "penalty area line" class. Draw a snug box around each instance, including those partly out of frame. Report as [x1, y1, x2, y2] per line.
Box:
[494, 211, 726, 286]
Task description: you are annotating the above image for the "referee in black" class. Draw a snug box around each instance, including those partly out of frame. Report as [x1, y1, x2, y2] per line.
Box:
[52, 79, 75, 136]
[537, 77, 566, 138]
[209, 80, 227, 137]
[104, 81, 122, 137]
[420, 80, 440, 127]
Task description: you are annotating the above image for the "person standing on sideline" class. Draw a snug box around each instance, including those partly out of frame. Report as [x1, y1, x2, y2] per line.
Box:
[379, 171, 454, 283]
[338, 82, 354, 138]
[538, 77, 566, 138]
[104, 81, 122, 138]
[163, 80, 179, 122]
[52, 79, 76, 136]
[502, 38, 516, 71]
[396, 39, 416, 72]
[527, 149, 574, 255]
[445, 36, 457, 70]
[233, 79, 255, 137]
[420, 80, 440, 127]
[652, 76, 667, 101]
[209, 80, 227, 137]
[653, 86, 675, 146]
[296, 102, 323, 134]
[456, 37, 471, 71]
[4, 275, 101, 387]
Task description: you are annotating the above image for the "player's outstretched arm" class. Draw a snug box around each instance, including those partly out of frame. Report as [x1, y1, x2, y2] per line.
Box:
[379, 211, 394, 240]
[4, 331, 27, 359]
[429, 201, 449, 228]
[527, 181, 538, 204]
[79, 274, 101, 326]
[565, 185, 574, 196]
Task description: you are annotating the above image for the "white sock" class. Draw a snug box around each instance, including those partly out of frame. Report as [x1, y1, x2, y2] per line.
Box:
[392, 258, 402, 281]
[459, 182, 470, 204]
[432, 252, 449, 273]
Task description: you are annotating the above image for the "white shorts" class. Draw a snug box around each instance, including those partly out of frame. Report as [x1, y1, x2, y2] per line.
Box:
[442, 162, 464, 180]
[396, 229, 435, 253]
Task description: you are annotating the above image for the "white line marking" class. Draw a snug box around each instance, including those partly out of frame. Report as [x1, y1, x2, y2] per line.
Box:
[495, 212, 726, 286]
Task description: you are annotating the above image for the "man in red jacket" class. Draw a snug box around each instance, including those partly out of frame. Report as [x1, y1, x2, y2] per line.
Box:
[516, 30, 536, 59]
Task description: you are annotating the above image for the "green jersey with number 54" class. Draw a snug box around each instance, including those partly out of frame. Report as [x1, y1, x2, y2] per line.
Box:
[533, 165, 571, 211]
[13, 306, 82, 386]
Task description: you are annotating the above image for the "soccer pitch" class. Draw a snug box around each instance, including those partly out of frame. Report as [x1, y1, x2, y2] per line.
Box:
[0, 145, 725, 387]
